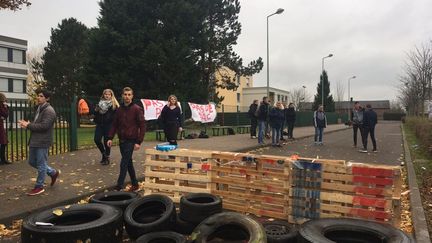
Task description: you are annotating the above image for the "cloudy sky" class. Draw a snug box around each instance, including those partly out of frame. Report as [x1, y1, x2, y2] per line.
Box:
[1, 0, 431, 102]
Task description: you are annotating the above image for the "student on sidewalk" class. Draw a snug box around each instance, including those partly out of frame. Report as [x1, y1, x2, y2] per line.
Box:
[247, 100, 259, 139]
[93, 89, 119, 165]
[0, 92, 10, 164]
[256, 97, 270, 145]
[159, 95, 183, 145]
[313, 105, 327, 145]
[107, 87, 146, 192]
[285, 103, 296, 139]
[351, 101, 365, 148]
[360, 104, 378, 153]
[269, 101, 285, 147]
[19, 89, 60, 196]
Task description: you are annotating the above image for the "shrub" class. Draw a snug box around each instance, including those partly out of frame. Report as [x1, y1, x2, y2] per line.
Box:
[405, 117, 432, 155]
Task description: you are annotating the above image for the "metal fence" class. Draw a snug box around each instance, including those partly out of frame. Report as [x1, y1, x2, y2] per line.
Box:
[5, 99, 73, 162]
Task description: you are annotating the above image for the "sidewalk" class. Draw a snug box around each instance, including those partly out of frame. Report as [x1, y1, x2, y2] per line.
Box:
[0, 124, 348, 224]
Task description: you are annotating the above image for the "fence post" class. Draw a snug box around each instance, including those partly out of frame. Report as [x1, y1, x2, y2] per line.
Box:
[221, 104, 225, 126]
[70, 96, 78, 151]
[236, 105, 239, 126]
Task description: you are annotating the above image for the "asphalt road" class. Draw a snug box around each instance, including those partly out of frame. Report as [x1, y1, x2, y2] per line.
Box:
[252, 121, 403, 166]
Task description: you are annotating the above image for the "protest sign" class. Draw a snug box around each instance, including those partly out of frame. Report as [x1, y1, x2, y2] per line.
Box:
[188, 102, 217, 123]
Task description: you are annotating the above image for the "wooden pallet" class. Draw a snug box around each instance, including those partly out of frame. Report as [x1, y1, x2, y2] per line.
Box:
[288, 158, 402, 226]
[143, 149, 214, 203]
[211, 152, 290, 219]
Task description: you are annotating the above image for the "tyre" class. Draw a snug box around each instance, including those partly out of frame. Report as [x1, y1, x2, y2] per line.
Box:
[190, 212, 267, 243]
[136, 231, 187, 243]
[21, 204, 123, 243]
[263, 220, 297, 243]
[90, 191, 140, 211]
[179, 193, 222, 224]
[124, 194, 176, 240]
[298, 218, 415, 243]
[173, 213, 197, 235]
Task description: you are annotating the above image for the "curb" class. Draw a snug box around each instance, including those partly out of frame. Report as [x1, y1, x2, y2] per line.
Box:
[401, 124, 431, 242]
[0, 126, 350, 225]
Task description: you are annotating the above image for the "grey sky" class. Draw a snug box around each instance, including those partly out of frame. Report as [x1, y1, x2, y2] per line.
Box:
[1, 0, 431, 101]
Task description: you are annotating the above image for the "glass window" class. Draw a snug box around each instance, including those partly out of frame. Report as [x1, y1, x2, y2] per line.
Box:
[0, 78, 8, 92]
[237, 93, 240, 103]
[0, 47, 7, 62]
[12, 49, 24, 64]
[13, 79, 24, 93]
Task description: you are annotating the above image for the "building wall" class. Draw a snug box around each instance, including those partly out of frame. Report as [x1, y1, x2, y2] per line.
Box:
[242, 87, 290, 110]
[0, 35, 28, 101]
[215, 67, 253, 112]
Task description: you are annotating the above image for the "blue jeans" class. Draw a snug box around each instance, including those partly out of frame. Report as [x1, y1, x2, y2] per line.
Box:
[117, 140, 138, 188]
[272, 127, 281, 145]
[258, 120, 266, 144]
[28, 147, 56, 188]
[314, 127, 324, 142]
[94, 123, 111, 157]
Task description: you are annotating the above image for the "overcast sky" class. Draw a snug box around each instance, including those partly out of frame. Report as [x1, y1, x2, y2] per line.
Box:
[1, 0, 431, 102]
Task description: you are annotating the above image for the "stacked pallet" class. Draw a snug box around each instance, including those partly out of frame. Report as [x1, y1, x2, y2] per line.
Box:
[143, 149, 214, 203]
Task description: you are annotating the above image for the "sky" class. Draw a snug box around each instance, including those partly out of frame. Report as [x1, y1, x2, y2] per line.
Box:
[1, 0, 432, 102]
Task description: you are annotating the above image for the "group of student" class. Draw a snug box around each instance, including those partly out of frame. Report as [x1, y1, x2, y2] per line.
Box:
[248, 97, 378, 151]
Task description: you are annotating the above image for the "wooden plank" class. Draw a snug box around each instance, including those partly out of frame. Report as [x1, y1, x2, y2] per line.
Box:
[143, 182, 211, 194]
[146, 171, 210, 182]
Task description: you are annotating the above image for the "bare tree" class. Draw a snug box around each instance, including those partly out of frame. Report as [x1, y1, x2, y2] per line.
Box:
[289, 87, 311, 111]
[334, 80, 345, 110]
[0, 0, 31, 10]
[26, 46, 46, 99]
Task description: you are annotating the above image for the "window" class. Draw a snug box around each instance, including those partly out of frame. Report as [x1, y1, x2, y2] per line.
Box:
[0, 78, 8, 92]
[13, 79, 24, 93]
[237, 93, 240, 103]
[0, 47, 7, 62]
[236, 75, 240, 85]
[246, 78, 250, 87]
[13, 49, 24, 64]
[277, 94, 280, 101]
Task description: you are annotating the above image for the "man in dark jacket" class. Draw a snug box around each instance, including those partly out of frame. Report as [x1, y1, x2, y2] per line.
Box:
[247, 100, 259, 138]
[256, 97, 270, 145]
[351, 101, 365, 148]
[107, 87, 146, 192]
[285, 103, 296, 139]
[19, 89, 60, 196]
[360, 104, 378, 153]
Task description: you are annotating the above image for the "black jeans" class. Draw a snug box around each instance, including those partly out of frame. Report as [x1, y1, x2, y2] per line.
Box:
[117, 140, 138, 188]
[164, 121, 179, 145]
[94, 123, 111, 157]
[287, 121, 295, 138]
[362, 126, 377, 150]
[250, 118, 257, 137]
[352, 123, 364, 147]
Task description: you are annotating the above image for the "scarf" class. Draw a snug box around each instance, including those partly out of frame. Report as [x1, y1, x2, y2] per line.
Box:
[317, 111, 325, 120]
[98, 100, 112, 114]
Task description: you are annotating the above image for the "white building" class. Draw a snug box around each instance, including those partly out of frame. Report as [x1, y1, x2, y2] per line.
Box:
[242, 86, 290, 110]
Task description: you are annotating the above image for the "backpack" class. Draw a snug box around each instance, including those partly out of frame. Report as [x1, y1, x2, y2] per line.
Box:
[78, 99, 90, 115]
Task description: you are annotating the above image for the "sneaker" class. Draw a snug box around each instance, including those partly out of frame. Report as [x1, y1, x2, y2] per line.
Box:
[359, 149, 368, 153]
[50, 170, 60, 186]
[373, 150, 378, 153]
[319, 142, 323, 146]
[127, 185, 140, 192]
[27, 187, 45, 196]
[113, 185, 122, 191]
[251, 136, 257, 139]
[352, 144, 357, 148]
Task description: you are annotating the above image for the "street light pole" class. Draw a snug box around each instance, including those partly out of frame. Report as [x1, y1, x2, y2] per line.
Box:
[302, 85, 306, 111]
[348, 75, 356, 120]
[266, 8, 284, 99]
[321, 53, 333, 106]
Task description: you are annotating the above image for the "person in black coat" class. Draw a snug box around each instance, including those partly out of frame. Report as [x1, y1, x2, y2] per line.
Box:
[269, 101, 285, 146]
[360, 104, 378, 153]
[247, 100, 259, 138]
[256, 97, 270, 145]
[285, 103, 296, 139]
[313, 105, 327, 145]
[159, 95, 183, 145]
[93, 89, 119, 165]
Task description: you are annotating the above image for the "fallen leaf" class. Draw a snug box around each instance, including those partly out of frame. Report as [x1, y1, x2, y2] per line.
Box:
[52, 209, 63, 216]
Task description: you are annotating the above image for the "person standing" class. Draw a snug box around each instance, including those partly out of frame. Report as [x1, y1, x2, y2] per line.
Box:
[159, 95, 182, 145]
[93, 89, 119, 165]
[269, 101, 285, 147]
[247, 100, 258, 139]
[256, 97, 270, 145]
[0, 92, 10, 164]
[313, 105, 327, 145]
[360, 104, 378, 153]
[107, 87, 145, 192]
[19, 89, 60, 196]
[351, 101, 364, 148]
[285, 103, 296, 139]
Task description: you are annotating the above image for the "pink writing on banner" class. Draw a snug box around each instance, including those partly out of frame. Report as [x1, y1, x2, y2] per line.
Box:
[141, 99, 167, 121]
[188, 102, 217, 123]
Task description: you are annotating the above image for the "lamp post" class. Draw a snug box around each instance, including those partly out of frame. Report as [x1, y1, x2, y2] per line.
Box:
[348, 75, 356, 120]
[321, 53, 333, 106]
[301, 85, 306, 111]
[266, 8, 284, 99]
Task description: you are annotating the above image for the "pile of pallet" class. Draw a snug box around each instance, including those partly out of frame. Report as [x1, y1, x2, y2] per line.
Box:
[142, 149, 401, 226]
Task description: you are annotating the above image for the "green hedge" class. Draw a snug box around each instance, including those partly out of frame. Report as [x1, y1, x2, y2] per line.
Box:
[405, 117, 432, 155]
[383, 112, 406, 121]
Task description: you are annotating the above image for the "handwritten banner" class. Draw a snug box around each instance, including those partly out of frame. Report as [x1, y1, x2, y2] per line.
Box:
[141, 99, 182, 121]
[188, 102, 216, 123]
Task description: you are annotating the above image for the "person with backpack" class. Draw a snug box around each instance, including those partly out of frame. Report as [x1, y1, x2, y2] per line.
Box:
[269, 101, 285, 147]
[285, 103, 296, 139]
[247, 100, 259, 139]
[93, 89, 119, 165]
[256, 97, 270, 145]
[313, 105, 327, 145]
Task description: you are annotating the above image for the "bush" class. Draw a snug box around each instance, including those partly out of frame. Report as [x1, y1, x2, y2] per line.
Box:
[405, 117, 432, 155]
[383, 112, 406, 121]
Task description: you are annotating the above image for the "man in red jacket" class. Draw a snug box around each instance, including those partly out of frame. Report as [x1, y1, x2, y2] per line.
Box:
[107, 87, 146, 192]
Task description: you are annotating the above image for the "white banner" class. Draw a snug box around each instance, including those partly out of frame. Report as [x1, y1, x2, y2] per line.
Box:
[188, 102, 217, 123]
[141, 99, 182, 120]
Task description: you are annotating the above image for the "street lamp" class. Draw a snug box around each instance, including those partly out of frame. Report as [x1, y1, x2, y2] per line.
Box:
[266, 8, 284, 99]
[321, 53, 333, 106]
[301, 85, 306, 111]
[348, 75, 356, 120]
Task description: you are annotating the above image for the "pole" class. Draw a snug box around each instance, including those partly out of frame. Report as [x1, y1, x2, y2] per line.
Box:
[321, 58, 324, 106]
[266, 16, 270, 98]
